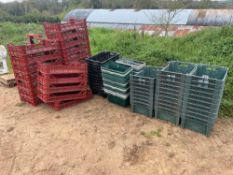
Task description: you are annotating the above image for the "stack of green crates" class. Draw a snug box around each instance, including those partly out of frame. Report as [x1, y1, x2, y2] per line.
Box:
[101, 61, 133, 106]
[130, 67, 160, 117]
[154, 61, 196, 125]
[181, 64, 228, 136]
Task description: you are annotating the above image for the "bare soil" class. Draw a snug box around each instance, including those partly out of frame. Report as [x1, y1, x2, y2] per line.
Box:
[0, 86, 233, 175]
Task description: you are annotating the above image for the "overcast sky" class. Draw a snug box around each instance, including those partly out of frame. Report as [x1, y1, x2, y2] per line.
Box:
[0, 0, 22, 3]
[0, 0, 228, 3]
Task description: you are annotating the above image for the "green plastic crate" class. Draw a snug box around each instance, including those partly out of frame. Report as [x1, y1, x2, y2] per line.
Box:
[103, 78, 129, 89]
[115, 58, 146, 71]
[132, 103, 154, 117]
[181, 117, 215, 136]
[130, 67, 159, 102]
[108, 95, 129, 107]
[101, 61, 133, 84]
[154, 61, 196, 125]
[130, 67, 160, 117]
[181, 64, 228, 136]
[104, 88, 129, 107]
[104, 83, 129, 94]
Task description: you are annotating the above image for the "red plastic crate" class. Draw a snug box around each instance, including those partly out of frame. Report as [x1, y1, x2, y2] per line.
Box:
[12, 63, 37, 74]
[38, 73, 87, 85]
[48, 90, 92, 110]
[8, 40, 61, 57]
[19, 93, 40, 106]
[38, 62, 87, 75]
[62, 45, 90, 54]
[17, 85, 36, 96]
[14, 71, 37, 80]
[37, 82, 88, 94]
[16, 79, 36, 88]
[43, 19, 91, 64]
[25, 40, 60, 55]
[59, 40, 90, 51]
[62, 32, 89, 41]
[8, 38, 64, 107]
[44, 19, 88, 39]
[64, 52, 91, 62]
[37, 89, 90, 102]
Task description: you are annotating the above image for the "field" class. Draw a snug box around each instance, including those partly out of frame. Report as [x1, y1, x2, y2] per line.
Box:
[1, 22, 232, 117]
[1, 86, 233, 175]
[1, 22, 233, 175]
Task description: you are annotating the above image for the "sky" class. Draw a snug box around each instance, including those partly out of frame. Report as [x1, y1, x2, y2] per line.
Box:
[0, 0, 23, 3]
[0, 0, 228, 3]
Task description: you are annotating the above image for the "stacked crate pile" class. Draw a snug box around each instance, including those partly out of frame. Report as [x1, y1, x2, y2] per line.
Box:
[130, 67, 160, 117]
[8, 19, 93, 110]
[8, 38, 63, 106]
[154, 61, 196, 125]
[37, 61, 92, 110]
[87, 52, 119, 96]
[181, 64, 228, 135]
[44, 19, 91, 63]
[101, 61, 133, 106]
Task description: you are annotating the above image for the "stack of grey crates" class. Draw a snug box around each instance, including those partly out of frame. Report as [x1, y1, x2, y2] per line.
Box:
[181, 64, 228, 136]
[130, 67, 160, 117]
[154, 61, 196, 125]
[154, 61, 228, 136]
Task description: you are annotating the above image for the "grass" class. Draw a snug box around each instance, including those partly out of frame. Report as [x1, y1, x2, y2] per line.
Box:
[0, 22, 43, 71]
[141, 128, 163, 138]
[90, 27, 233, 118]
[1, 22, 233, 117]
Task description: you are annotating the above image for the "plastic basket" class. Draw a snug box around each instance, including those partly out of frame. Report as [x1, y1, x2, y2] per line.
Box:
[48, 90, 92, 110]
[38, 89, 89, 102]
[101, 61, 133, 84]
[38, 74, 87, 85]
[181, 64, 228, 136]
[38, 62, 87, 75]
[87, 51, 119, 65]
[37, 82, 88, 94]
[130, 67, 159, 116]
[131, 103, 154, 117]
[154, 61, 196, 125]
[116, 58, 146, 71]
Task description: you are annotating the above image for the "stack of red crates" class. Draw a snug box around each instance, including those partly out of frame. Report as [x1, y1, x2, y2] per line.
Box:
[43, 19, 91, 64]
[8, 38, 63, 106]
[37, 61, 92, 110]
[8, 19, 93, 110]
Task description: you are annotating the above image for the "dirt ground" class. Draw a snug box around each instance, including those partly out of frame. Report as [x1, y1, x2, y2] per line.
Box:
[0, 86, 233, 175]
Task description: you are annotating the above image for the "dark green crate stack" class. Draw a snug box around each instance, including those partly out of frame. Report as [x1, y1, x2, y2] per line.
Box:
[101, 61, 133, 106]
[181, 64, 228, 136]
[154, 61, 196, 125]
[86, 51, 119, 96]
[130, 67, 159, 117]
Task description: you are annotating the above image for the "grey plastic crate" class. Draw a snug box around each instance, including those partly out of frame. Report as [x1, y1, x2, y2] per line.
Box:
[132, 103, 154, 117]
[116, 58, 146, 71]
[181, 64, 228, 136]
[130, 67, 160, 117]
[154, 61, 196, 125]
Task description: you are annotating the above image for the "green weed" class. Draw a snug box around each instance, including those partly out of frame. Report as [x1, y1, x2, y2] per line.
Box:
[141, 128, 163, 138]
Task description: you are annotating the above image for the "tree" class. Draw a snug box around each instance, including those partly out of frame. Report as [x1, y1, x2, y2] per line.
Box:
[147, 0, 186, 37]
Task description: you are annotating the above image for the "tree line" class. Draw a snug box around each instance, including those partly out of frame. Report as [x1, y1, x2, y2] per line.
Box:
[0, 0, 232, 23]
